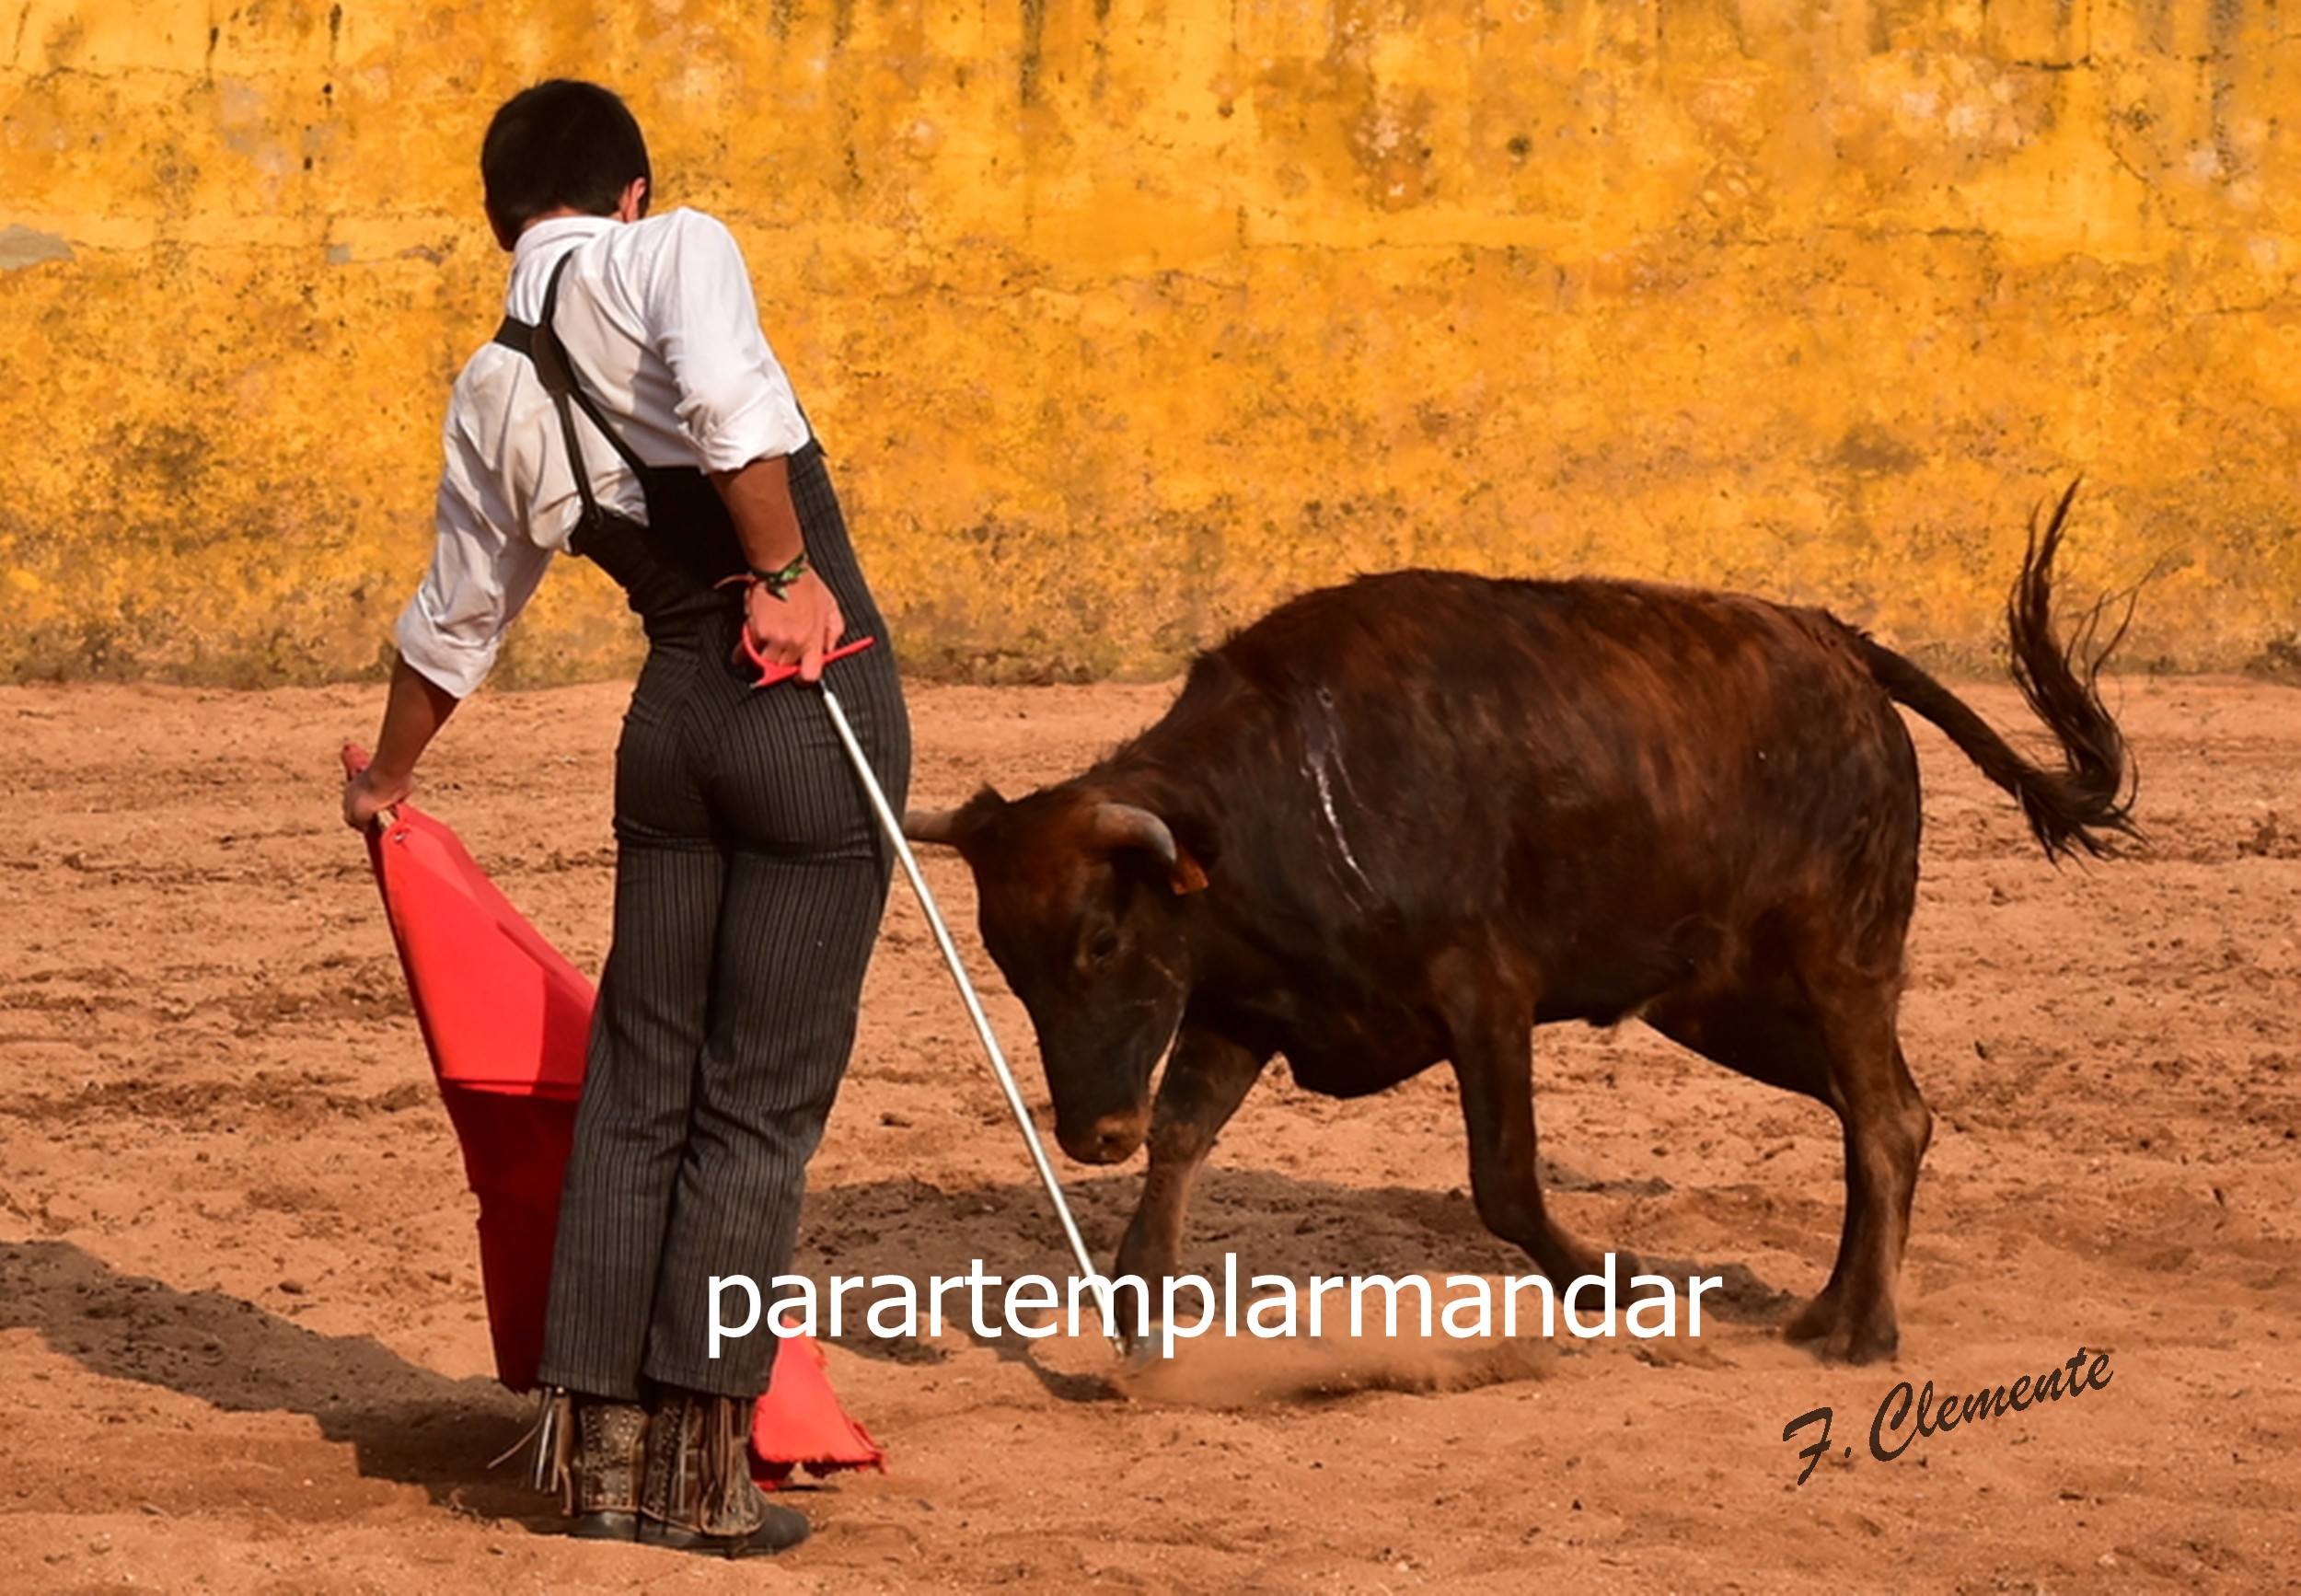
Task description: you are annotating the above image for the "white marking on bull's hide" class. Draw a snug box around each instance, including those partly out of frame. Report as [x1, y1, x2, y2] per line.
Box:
[1132, 1000, 1186, 1107]
[1122, 965, 1185, 1062]
[1302, 691, 1376, 900]
[1308, 754, 1374, 889]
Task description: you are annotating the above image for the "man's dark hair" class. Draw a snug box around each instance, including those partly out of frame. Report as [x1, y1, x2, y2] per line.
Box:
[480, 80, 651, 249]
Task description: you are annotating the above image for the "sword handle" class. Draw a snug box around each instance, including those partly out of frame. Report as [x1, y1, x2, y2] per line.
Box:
[735, 631, 876, 688]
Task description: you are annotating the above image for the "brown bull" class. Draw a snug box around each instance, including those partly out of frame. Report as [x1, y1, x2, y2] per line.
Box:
[906, 488, 2134, 1362]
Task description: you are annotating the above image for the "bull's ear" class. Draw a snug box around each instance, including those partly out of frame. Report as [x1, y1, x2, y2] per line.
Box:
[904, 785, 1006, 848]
[1091, 803, 1211, 896]
[1168, 846, 1210, 896]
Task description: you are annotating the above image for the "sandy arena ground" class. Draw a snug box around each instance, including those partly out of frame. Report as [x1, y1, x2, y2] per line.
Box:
[2, 669, 2298, 1592]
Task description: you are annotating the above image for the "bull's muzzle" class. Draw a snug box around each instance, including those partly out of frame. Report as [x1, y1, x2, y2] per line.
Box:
[1061, 1108, 1149, 1165]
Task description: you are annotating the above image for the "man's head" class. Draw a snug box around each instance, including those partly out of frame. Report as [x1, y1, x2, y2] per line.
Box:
[480, 80, 652, 251]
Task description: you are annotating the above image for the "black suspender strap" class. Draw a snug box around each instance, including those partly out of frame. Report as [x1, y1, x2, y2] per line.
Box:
[491, 252, 653, 530]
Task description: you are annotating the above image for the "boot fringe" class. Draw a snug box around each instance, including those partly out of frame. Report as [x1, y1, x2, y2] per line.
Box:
[493, 1386, 577, 1509]
[699, 1394, 755, 1535]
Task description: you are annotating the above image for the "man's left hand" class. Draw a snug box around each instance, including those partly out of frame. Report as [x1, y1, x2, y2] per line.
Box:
[745, 569, 845, 683]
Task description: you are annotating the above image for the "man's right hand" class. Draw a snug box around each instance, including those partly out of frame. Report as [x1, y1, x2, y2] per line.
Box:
[342, 761, 412, 831]
[743, 568, 845, 684]
[341, 655, 459, 830]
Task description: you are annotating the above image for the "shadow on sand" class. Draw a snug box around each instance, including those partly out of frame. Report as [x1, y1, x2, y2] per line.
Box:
[0, 1239, 538, 1517]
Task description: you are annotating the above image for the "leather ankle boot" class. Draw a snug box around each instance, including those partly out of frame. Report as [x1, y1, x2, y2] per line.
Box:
[638, 1388, 810, 1557]
[535, 1389, 649, 1541]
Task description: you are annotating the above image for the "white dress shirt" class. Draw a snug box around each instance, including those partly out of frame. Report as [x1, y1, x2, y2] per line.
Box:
[395, 208, 812, 698]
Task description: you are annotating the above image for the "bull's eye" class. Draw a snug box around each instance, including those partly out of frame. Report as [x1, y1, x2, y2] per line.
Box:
[1085, 928, 1121, 966]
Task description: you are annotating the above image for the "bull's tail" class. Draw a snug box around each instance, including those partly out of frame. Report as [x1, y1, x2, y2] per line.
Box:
[1852, 480, 2140, 862]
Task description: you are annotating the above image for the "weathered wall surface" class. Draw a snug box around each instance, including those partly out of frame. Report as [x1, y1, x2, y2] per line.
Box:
[2, 0, 2295, 685]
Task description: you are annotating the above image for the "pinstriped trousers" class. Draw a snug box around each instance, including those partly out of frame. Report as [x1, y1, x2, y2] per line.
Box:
[536, 445, 908, 1400]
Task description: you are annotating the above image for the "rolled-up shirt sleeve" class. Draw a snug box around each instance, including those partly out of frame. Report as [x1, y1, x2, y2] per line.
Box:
[394, 413, 556, 699]
[641, 210, 811, 471]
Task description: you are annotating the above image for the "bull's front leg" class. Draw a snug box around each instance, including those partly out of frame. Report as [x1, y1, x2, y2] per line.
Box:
[1441, 966, 1614, 1287]
[1110, 1026, 1267, 1359]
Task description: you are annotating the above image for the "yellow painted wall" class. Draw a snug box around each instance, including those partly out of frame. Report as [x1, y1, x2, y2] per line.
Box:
[2, 0, 2296, 686]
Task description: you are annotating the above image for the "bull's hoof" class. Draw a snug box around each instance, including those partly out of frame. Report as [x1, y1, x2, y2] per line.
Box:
[1120, 1322, 1168, 1371]
[1781, 1290, 1839, 1344]
[1537, 1236, 1624, 1287]
[1783, 1293, 1897, 1364]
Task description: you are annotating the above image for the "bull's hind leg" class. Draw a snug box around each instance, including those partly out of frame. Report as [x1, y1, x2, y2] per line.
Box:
[1790, 994, 1932, 1363]
[1647, 980, 1931, 1363]
[1444, 973, 1611, 1286]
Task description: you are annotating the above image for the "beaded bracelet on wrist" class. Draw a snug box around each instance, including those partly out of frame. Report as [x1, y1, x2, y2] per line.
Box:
[717, 552, 812, 602]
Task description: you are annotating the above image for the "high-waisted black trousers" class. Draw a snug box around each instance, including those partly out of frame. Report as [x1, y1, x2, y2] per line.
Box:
[536, 444, 908, 1399]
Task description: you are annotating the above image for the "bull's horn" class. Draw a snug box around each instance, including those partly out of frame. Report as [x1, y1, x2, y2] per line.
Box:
[905, 785, 1010, 847]
[903, 808, 966, 845]
[1091, 803, 1179, 869]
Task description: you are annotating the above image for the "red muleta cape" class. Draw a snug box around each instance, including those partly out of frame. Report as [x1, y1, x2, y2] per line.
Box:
[344, 745, 884, 1486]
